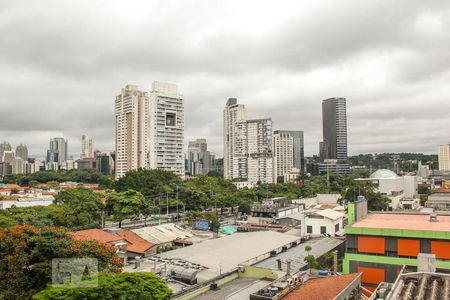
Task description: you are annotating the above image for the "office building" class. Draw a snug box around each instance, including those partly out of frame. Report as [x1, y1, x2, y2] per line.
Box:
[114, 85, 149, 179]
[273, 130, 304, 183]
[97, 152, 114, 175]
[0, 141, 11, 162]
[321, 97, 348, 161]
[15, 144, 28, 161]
[439, 144, 450, 171]
[314, 97, 349, 175]
[223, 98, 247, 180]
[344, 207, 450, 291]
[46, 137, 68, 165]
[186, 139, 213, 176]
[81, 135, 93, 159]
[148, 81, 185, 177]
[77, 158, 98, 170]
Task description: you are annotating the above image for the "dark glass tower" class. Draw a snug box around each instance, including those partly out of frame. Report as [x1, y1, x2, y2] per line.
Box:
[321, 97, 347, 162]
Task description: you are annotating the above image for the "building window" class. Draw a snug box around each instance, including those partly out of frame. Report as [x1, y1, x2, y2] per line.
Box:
[335, 223, 339, 232]
[320, 226, 326, 234]
[307, 225, 312, 234]
[165, 112, 176, 126]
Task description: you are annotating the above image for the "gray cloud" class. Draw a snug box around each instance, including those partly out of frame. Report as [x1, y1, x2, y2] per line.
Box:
[1, 0, 449, 159]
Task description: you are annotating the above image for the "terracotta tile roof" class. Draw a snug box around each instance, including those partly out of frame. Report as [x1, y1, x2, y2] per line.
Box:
[70, 229, 123, 244]
[283, 273, 361, 300]
[5, 184, 25, 190]
[116, 231, 155, 254]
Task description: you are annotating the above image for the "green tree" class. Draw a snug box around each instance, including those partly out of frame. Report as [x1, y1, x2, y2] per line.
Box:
[304, 245, 312, 256]
[105, 190, 151, 228]
[54, 187, 104, 230]
[115, 168, 182, 197]
[0, 225, 122, 300]
[47, 181, 60, 189]
[238, 202, 251, 215]
[304, 255, 318, 269]
[29, 180, 40, 188]
[33, 272, 172, 300]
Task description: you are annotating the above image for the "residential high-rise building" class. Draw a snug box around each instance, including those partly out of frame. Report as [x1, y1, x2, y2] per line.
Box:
[273, 131, 294, 183]
[15, 144, 28, 161]
[114, 82, 184, 179]
[223, 98, 247, 180]
[186, 139, 213, 176]
[81, 135, 93, 159]
[46, 137, 68, 165]
[114, 85, 149, 179]
[0, 162, 12, 176]
[0, 141, 12, 162]
[2, 151, 14, 164]
[11, 157, 25, 174]
[273, 130, 305, 183]
[246, 118, 273, 183]
[438, 144, 450, 171]
[148, 81, 185, 177]
[321, 97, 348, 161]
[232, 117, 273, 184]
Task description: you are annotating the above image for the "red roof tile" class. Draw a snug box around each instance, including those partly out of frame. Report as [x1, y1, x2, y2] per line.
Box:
[283, 273, 361, 300]
[116, 231, 155, 254]
[70, 229, 123, 244]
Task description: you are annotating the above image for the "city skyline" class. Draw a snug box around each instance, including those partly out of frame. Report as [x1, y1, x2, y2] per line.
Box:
[1, 1, 450, 158]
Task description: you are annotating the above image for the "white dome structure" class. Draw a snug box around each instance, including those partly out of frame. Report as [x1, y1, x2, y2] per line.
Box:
[369, 169, 399, 179]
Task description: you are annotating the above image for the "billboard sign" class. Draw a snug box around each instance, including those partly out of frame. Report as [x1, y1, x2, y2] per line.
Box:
[194, 221, 209, 230]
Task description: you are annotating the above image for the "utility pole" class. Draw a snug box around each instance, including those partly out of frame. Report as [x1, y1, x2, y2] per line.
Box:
[176, 185, 179, 223]
[166, 191, 169, 218]
[326, 163, 330, 188]
[158, 196, 161, 224]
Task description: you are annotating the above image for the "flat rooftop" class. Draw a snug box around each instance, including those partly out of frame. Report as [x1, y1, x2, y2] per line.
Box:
[255, 237, 344, 273]
[158, 231, 299, 274]
[350, 213, 450, 232]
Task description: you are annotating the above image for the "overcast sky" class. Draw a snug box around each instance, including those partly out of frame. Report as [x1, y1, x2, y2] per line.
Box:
[1, 0, 449, 159]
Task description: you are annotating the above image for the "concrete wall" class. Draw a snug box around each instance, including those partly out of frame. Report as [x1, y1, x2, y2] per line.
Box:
[238, 266, 278, 280]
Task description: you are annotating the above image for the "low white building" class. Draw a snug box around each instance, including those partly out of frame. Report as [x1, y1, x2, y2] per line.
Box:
[305, 209, 345, 236]
[277, 208, 346, 237]
[355, 169, 419, 210]
[0, 195, 54, 209]
[233, 181, 256, 189]
[292, 194, 342, 208]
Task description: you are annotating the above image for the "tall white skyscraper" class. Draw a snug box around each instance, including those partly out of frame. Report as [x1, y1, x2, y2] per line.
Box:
[223, 98, 247, 180]
[245, 118, 273, 184]
[223, 98, 273, 184]
[81, 135, 93, 159]
[114, 82, 184, 179]
[273, 130, 305, 182]
[439, 144, 450, 171]
[273, 131, 294, 182]
[148, 81, 185, 177]
[114, 85, 149, 179]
